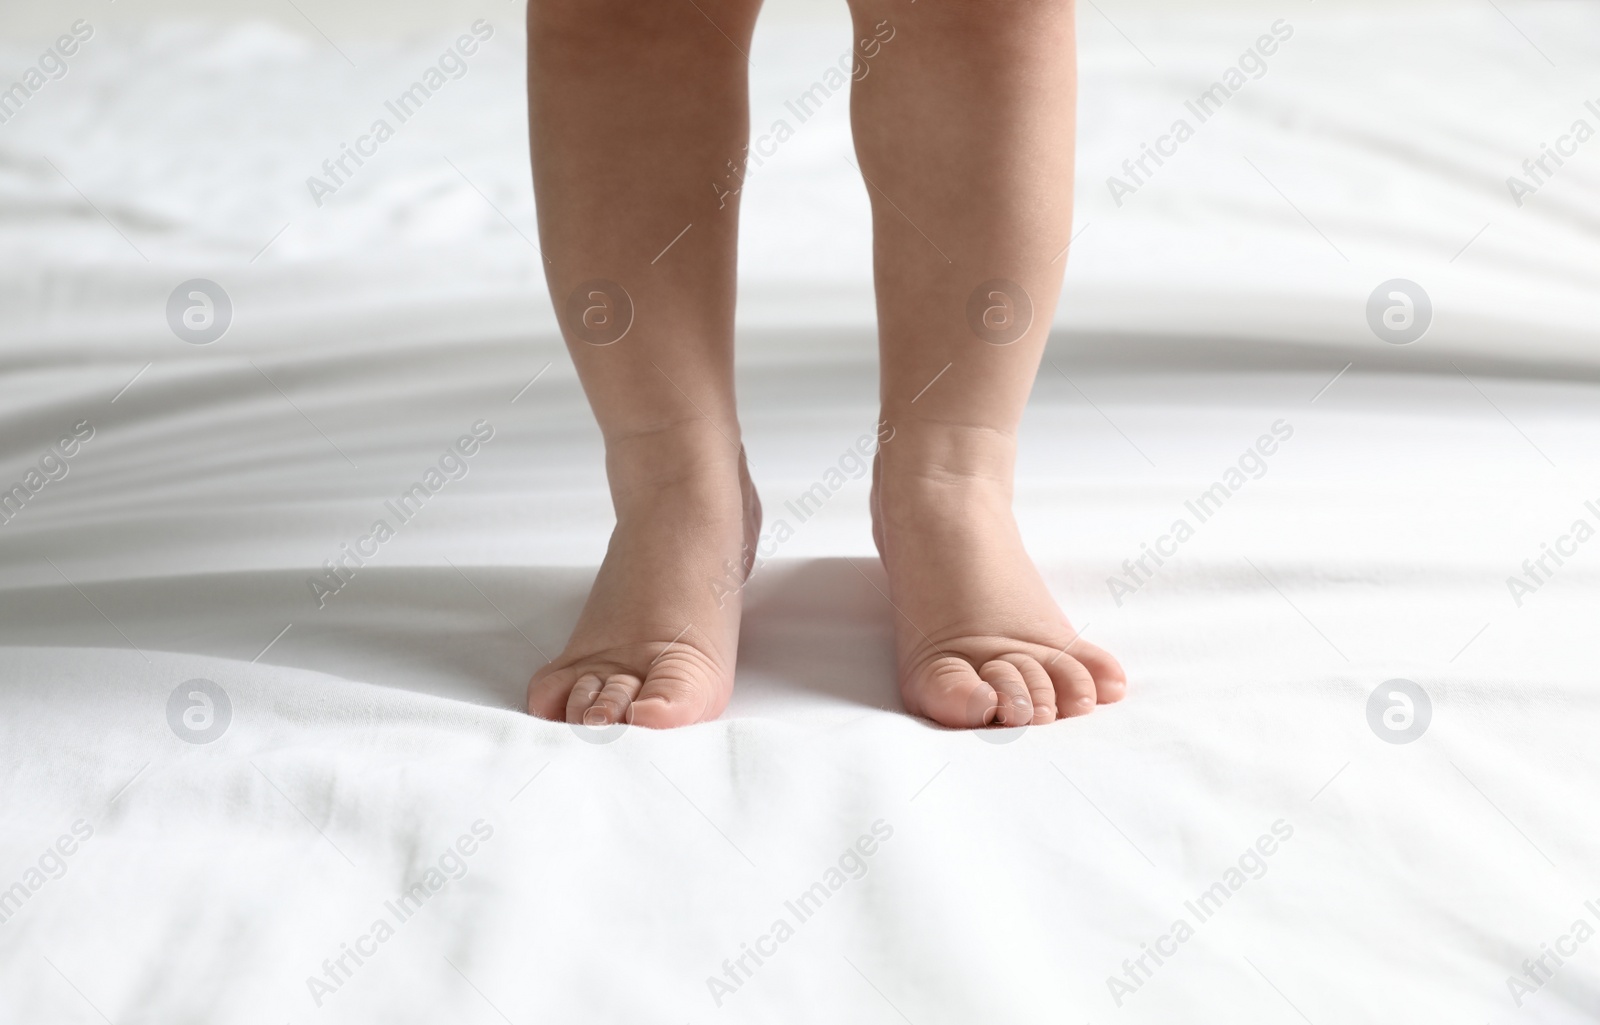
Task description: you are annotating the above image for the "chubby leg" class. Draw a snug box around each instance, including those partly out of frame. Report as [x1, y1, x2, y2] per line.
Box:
[524, 0, 762, 728]
[844, 0, 1126, 726]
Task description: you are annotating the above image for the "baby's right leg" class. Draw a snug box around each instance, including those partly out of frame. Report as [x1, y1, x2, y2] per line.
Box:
[524, 0, 763, 728]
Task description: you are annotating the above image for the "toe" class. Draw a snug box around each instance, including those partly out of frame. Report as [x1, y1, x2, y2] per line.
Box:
[1094, 674, 1128, 704]
[627, 653, 716, 729]
[1061, 633, 1127, 703]
[978, 659, 1034, 727]
[906, 655, 1000, 728]
[527, 666, 577, 721]
[1044, 653, 1098, 718]
[999, 654, 1056, 724]
[586, 673, 642, 725]
[564, 672, 605, 724]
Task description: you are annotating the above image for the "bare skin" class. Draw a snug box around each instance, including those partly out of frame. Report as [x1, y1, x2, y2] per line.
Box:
[523, 0, 761, 729]
[526, 0, 1126, 729]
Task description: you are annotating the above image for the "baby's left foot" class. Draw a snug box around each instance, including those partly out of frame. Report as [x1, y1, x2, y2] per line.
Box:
[872, 423, 1127, 728]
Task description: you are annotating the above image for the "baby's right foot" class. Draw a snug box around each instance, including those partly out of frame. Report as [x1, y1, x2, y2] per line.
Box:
[527, 423, 759, 729]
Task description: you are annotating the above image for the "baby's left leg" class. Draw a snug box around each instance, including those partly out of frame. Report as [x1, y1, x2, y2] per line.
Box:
[845, 0, 1127, 727]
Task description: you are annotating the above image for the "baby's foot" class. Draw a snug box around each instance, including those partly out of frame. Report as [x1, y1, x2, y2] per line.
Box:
[871, 424, 1126, 728]
[528, 424, 759, 729]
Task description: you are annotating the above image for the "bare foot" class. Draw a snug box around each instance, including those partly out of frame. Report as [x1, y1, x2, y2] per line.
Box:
[871, 424, 1127, 728]
[527, 424, 759, 729]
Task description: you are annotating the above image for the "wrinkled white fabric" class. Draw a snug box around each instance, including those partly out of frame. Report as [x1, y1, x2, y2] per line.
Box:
[2, 3, 1598, 1023]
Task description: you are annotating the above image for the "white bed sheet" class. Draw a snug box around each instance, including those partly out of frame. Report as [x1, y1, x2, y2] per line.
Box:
[3, 2, 1599, 1023]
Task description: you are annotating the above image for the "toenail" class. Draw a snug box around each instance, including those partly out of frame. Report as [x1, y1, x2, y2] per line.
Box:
[583, 706, 611, 726]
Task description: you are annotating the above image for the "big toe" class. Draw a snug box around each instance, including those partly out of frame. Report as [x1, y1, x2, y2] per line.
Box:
[626, 654, 722, 729]
[904, 656, 1003, 729]
[1060, 636, 1129, 705]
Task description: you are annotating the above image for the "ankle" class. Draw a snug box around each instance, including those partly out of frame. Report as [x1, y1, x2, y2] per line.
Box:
[872, 420, 1016, 525]
[604, 420, 745, 515]
[876, 419, 1015, 488]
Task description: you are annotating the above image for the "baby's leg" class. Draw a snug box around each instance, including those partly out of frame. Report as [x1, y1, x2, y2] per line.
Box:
[846, 0, 1127, 726]
[524, 0, 762, 728]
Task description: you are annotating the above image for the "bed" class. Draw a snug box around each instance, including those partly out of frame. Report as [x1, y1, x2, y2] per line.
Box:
[2, 1, 1598, 1021]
